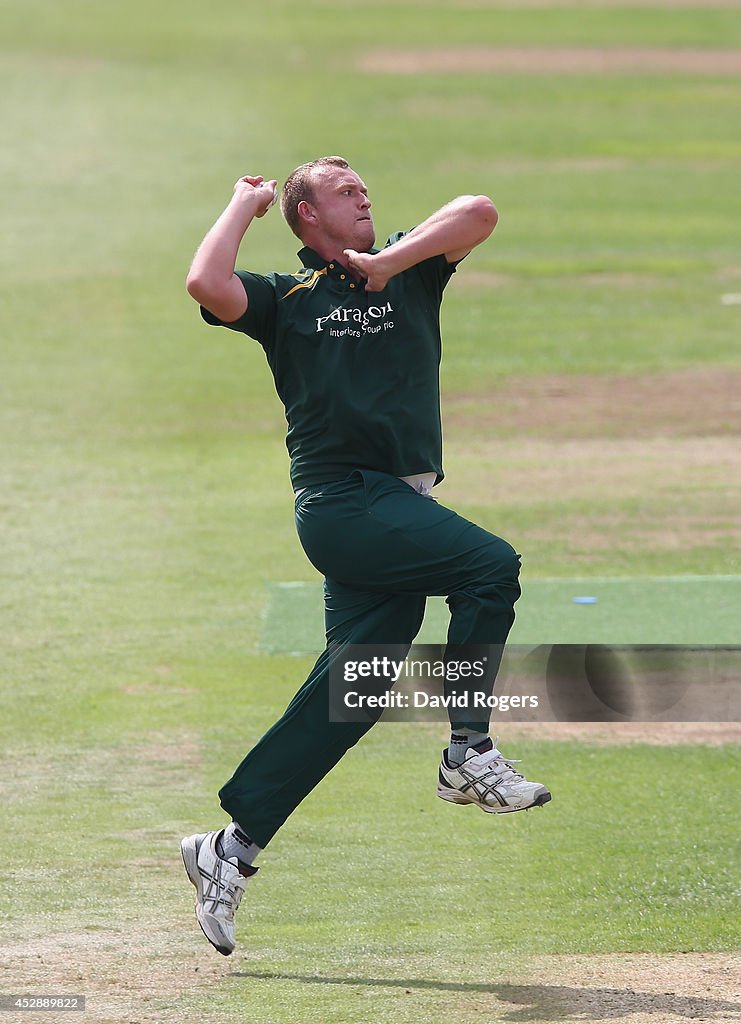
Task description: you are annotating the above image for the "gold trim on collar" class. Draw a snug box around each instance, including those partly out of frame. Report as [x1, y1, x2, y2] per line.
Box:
[282, 267, 328, 299]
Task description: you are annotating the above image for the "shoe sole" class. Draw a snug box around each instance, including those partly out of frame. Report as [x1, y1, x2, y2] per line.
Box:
[437, 784, 552, 813]
[180, 836, 233, 957]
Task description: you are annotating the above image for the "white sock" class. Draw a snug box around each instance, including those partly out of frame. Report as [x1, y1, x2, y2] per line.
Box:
[447, 731, 491, 767]
[217, 822, 262, 867]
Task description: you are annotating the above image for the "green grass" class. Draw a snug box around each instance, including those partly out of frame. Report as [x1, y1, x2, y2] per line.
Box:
[1, 715, 739, 1022]
[1, 0, 740, 1020]
[6, 723, 736, 956]
[261, 578, 741, 652]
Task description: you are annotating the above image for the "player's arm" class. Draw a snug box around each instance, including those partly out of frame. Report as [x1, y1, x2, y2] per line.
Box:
[344, 194, 497, 292]
[186, 176, 278, 322]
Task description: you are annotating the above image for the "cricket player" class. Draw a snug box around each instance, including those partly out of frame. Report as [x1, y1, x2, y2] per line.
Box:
[182, 156, 551, 956]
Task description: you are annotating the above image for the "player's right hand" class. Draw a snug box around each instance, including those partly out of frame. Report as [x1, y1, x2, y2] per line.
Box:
[233, 175, 279, 217]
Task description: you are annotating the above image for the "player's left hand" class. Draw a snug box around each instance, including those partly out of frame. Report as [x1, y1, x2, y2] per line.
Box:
[343, 249, 389, 292]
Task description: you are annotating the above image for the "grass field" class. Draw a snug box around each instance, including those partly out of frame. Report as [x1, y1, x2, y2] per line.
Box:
[1, 1, 740, 1022]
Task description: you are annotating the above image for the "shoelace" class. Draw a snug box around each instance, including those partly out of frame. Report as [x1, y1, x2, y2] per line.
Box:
[218, 876, 247, 920]
[476, 742, 525, 784]
[227, 881, 246, 919]
[209, 860, 247, 918]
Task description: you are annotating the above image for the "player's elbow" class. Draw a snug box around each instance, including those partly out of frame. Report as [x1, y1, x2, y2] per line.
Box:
[456, 194, 498, 247]
[470, 194, 498, 236]
[186, 268, 200, 299]
[186, 269, 214, 306]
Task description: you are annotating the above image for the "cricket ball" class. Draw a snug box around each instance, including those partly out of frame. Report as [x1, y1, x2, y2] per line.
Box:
[260, 182, 278, 206]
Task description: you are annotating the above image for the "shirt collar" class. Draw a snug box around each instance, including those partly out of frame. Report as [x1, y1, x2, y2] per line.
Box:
[297, 245, 380, 279]
[297, 246, 327, 270]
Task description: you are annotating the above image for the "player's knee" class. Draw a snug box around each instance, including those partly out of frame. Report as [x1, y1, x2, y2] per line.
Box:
[505, 544, 522, 582]
[474, 543, 521, 610]
[483, 540, 521, 587]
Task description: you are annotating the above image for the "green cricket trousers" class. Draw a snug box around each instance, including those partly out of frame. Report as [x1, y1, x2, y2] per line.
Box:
[219, 469, 521, 848]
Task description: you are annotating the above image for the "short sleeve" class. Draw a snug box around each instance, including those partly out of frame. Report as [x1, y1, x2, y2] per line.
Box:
[385, 230, 457, 302]
[200, 270, 277, 349]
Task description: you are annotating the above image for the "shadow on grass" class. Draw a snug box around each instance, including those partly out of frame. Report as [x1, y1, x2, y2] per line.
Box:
[232, 970, 740, 1021]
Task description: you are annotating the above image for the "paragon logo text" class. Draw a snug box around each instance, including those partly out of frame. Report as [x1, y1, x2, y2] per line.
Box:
[316, 301, 394, 335]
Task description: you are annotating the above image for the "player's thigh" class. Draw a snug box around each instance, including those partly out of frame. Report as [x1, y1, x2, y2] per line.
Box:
[297, 470, 518, 595]
[360, 470, 519, 593]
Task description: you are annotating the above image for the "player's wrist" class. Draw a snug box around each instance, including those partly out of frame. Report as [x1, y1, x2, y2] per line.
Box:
[226, 189, 267, 231]
[370, 247, 396, 277]
[377, 246, 412, 286]
[230, 188, 262, 212]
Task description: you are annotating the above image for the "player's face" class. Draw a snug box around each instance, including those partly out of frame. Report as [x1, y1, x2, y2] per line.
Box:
[309, 166, 375, 251]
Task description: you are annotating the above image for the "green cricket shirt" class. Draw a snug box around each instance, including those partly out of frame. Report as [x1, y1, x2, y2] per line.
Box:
[201, 231, 456, 490]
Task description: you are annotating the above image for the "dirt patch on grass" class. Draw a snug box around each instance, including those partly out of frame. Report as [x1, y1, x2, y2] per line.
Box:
[4, 932, 738, 1024]
[443, 433, 740, 560]
[443, 368, 741, 439]
[0, 928, 226, 1024]
[359, 47, 741, 75]
[415, 720, 741, 745]
[497, 953, 741, 1024]
[446, 435, 741, 501]
[442, 369, 740, 567]
[235, 953, 741, 1023]
[504, 721, 741, 744]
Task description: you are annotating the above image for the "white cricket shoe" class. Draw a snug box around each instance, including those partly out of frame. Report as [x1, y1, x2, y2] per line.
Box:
[437, 741, 551, 813]
[181, 830, 257, 956]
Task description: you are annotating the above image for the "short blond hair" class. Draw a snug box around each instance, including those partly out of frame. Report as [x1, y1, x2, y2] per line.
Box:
[280, 156, 350, 239]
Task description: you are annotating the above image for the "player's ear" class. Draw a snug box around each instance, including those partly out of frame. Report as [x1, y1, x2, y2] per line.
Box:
[297, 200, 317, 227]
